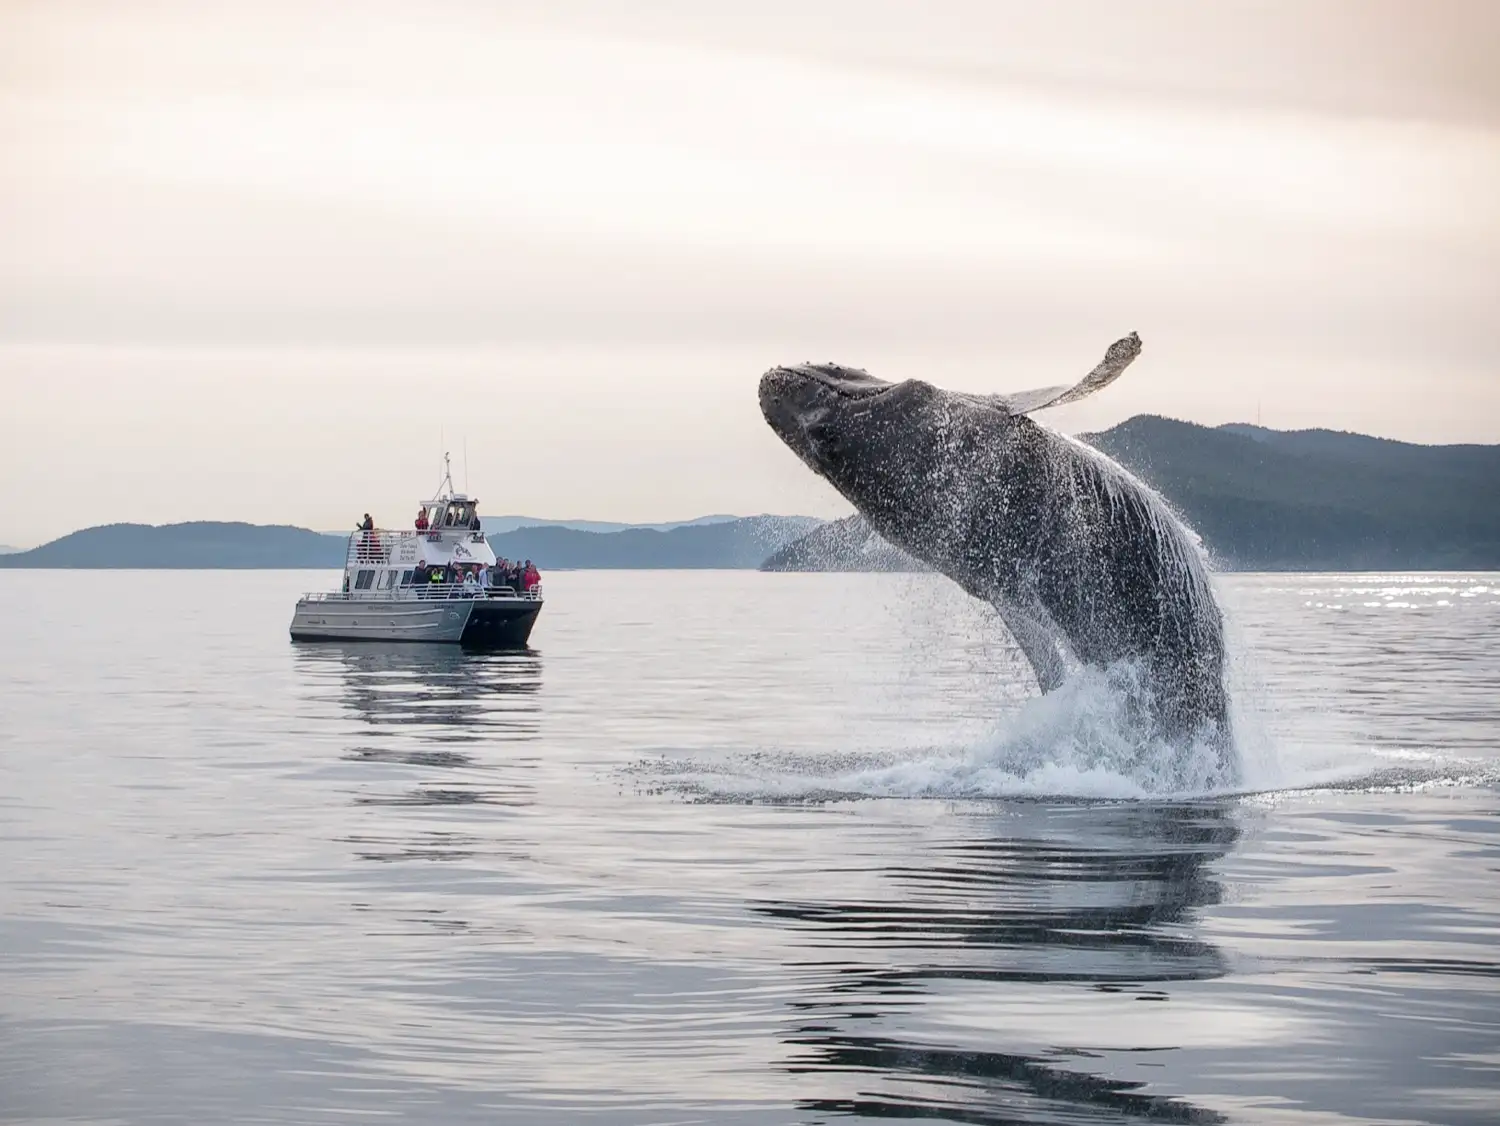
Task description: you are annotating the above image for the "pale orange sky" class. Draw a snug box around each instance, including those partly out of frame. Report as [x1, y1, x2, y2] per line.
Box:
[2, 1, 1497, 545]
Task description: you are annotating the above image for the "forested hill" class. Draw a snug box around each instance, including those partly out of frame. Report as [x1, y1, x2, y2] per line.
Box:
[763, 416, 1500, 573]
[0, 522, 347, 569]
[1086, 417, 1500, 570]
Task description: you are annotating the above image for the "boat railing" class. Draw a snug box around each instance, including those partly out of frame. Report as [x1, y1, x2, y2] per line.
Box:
[345, 527, 486, 565]
[301, 583, 543, 603]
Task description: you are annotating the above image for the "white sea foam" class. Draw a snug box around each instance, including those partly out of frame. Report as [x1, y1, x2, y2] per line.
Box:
[637, 662, 1230, 802]
[635, 647, 1493, 804]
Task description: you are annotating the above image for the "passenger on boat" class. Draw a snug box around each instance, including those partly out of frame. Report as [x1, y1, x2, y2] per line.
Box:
[415, 508, 429, 531]
[469, 504, 482, 531]
[523, 561, 540, 592]
[462, 568, 479, 595]
[359, 513, 374, 532]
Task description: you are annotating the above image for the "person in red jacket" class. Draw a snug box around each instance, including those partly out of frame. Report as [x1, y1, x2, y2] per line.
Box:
[523, 561, 540, 592]
[414, 508, 429, 531]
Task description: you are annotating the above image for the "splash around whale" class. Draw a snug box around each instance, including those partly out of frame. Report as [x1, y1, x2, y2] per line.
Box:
[759, 333, 1237, 786]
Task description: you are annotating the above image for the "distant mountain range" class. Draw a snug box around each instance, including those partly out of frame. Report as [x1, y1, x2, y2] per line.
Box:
[4, 417, 1496, 571]
[0, 523, 348, 569]
[480, 514, 741, 535]
[313, 515, 743, 536]
[0, 516, 821, 570]
[487, 516, 820, 568]
[765, 416, 1500, 573]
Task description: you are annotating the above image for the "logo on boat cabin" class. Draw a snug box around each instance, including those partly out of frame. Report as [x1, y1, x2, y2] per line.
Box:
[453, 543, 472, 560]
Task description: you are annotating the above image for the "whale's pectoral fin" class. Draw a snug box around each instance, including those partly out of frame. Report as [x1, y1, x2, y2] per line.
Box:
[982, 332, 1142, 416]
[993, 600, 1075, 694]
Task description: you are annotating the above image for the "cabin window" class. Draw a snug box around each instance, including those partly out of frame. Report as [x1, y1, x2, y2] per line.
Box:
[377, 570, 395, 590]
[355, 569, 376, 590]
[400, 569, 414, 587]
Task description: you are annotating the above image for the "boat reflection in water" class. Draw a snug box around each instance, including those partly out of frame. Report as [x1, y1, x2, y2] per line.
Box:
[297, 642, 542, 743]
[762, 801, 1238, 1124]
[295, 643, 542, 866]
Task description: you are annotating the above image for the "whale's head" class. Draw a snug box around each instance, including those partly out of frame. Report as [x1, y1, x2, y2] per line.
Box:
[759, 362, 896, 470]
[759, 362, 1003, 541]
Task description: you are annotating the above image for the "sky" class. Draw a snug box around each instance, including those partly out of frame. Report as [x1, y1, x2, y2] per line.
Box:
[2, 0, 1497, 545]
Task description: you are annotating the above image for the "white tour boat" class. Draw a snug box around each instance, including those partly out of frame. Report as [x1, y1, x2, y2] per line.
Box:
[289, 463, 543, 647]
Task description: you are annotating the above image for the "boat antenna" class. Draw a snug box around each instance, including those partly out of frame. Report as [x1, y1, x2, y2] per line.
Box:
[440, 451, 455, 499]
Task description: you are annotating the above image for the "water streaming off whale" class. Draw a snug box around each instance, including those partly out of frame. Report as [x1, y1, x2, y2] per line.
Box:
[757, 340, 1237, 778]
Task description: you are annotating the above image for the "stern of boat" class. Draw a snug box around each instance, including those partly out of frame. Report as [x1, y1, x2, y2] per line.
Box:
[460, 596, 542, 648]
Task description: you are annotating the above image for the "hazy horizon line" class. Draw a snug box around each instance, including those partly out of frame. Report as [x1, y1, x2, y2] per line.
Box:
[4, 411, 1496, 552]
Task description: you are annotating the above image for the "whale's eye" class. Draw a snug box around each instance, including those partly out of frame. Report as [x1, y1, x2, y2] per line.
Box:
[806, 421, 839, 449]
[805, 422, 845, 466]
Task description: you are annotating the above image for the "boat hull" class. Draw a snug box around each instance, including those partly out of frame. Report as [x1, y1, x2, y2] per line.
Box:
[289, 596, 541, 648]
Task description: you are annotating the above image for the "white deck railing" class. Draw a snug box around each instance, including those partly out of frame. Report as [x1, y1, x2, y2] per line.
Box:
[302, 583, 543, 603]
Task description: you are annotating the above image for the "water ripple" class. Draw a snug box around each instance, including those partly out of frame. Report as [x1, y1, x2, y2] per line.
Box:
[0, 571, 1497, 1124]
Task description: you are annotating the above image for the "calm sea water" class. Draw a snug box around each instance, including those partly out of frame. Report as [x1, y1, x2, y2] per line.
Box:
[2, 570, 1498, 1125]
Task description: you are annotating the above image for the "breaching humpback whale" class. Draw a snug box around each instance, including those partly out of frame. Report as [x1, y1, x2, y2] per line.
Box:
[759, 334, 1233, 767]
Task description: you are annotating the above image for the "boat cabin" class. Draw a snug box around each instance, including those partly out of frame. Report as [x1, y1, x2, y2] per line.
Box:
[419, 497, 481, 532]
[340, 488, 519, 600]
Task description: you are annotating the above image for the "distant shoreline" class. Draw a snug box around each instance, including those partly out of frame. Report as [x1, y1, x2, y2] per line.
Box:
[3, 416, 1496, 573]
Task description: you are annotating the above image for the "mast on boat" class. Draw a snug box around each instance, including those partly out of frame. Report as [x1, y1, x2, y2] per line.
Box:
[436, 451, 457, 501]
